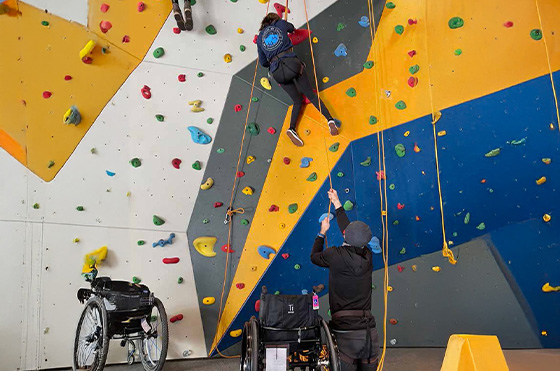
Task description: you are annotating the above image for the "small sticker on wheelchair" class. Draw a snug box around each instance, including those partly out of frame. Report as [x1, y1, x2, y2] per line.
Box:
[313, 294, 319, 310]
[265, 345, 288, 371]
[141, 318, 152, 333]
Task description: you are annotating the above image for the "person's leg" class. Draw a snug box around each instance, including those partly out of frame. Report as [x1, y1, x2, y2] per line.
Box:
[183, 0, 193, 31]
[172, 0, 186, 31]
[272, 62, 305, 146]
[360, 327, 380, 371]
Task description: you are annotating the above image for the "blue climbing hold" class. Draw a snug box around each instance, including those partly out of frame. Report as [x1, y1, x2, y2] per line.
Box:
[300, 157, 313, 168]
[358, 16, 370, 27]
[106, 170, 116, 177]
[153, 233, 176, 247]
[318, 213, 334, 223]
[301, 289, 308, 295]
[368, 236, 381, 254]
[334, 43, 348, 57]
[258, 245, 276, 259]
[188, 126, 212, 144]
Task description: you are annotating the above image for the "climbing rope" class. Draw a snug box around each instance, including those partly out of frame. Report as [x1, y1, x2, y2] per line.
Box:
[535, 0, 560, 132]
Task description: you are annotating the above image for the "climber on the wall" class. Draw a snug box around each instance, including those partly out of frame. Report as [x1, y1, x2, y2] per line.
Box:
[311, 189, 379, 371]
[257, 13, 339, 147]
[172, 0, 193, 31]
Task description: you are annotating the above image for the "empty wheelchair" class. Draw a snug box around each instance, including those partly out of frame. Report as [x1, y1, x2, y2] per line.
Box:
[73, 267, 168, 371]
[240, 285, 340, 371]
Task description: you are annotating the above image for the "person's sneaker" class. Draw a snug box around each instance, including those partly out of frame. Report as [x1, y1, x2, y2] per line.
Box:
[328, 119, 339, 136]
[184, 0, 193, 31]
[287, 129, 304, 147]
[173, 2, 187, 31]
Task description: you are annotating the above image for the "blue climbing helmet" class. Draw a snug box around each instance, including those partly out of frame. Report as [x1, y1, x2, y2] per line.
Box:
[344, 221, 372, 248]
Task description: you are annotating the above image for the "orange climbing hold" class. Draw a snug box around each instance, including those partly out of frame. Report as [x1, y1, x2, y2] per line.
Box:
[413, 143, 421, 152]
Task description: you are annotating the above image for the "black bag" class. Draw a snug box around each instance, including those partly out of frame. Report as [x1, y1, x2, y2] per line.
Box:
[93, 278, 152, 313]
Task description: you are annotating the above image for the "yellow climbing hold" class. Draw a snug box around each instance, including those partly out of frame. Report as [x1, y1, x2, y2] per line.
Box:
[230, 329, 243, 338]
[437, 130, 447, 137]
[200, 177, 214, 190]
[79, 40, 96, 59]
[536, 176, 547, 185]
[432, 111, 442, 124]
[411, 265, 417, 272]
[260, 77, 272, 90]
[322, 77, 329, 83]
[258, 0, 268, 3]
[246, 155, 256, 164]
[193, 236, 217, 257]
[203, 297, 216, 305]
[188, 100, 205, 112]
[432, 266, 441, 272]
[279, 223, 286, 229]
[543, 214, 551, 222]
[237, 28, 244, 34]
[388, 286, 393, 292]
[403, 131, 410, 137]
[312, 36, 318, 43]
[251, 265, 257, 271]
[224, 53, 232, 63]
[542, 283, 560, 292]
[242, 186, 254, 195]
[542, 331, 548, 336]
[82, 246, 108, 273]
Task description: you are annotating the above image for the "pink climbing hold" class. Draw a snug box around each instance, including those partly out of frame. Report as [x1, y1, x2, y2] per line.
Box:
[267, 127, 277, 134]
[408, 50, 416, 58]
[236, 171, 245, 178]
[42, 91, 52, 99]
[178, 74, 186, 82]
[64, 75, 72, 81]
[408, 18, 417, 25]
[162, 257, 180, 264]
[236, 283, 245, 289]
[288, 29, 311, 46]
[170, 314, 183, 323]
[408, 76, 418, 88]
[397, 264, 405, 273]
[100, 3, 110, 12]
[269, 204, 279, 212]
[283, 157, 291, 165]
[173, 27, 181, 34]
[255, 299, 261, 312]
[274, 2, 290, 18]
[99, 20, 112, 33]
[122, 35, 130, 43]
[504, 21, 514, 28]
[221, 244, 235, 253]
[397, 203, 405, 210]
[376, 170, 385, 181]
[253, 34, 258, 44]
[234, 104, 242, 112]
[141, 85, 151, 99]
[282, 253, 290, 259]
[214, 202, 223, 208]
[137, 2, 145, 12]
[172, 158, 182, 169]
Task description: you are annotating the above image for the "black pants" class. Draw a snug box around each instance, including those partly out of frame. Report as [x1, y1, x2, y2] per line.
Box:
[271, 57, 332, 130]
[335, 328, 380, 371]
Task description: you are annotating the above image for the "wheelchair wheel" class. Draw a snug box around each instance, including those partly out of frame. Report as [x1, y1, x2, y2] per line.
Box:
[319, 319, 340, 371]
[73, 296, 109, 371]
[240, 316, 259, 371]
[139, 297, 168, 371]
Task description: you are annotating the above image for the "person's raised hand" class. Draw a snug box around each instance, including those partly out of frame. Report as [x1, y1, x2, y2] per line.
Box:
[320, 218, 330, 234]
[327, 188, 342, 208]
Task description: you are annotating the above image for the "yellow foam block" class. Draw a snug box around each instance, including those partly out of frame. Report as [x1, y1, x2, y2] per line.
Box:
[441, 334, 509, 371]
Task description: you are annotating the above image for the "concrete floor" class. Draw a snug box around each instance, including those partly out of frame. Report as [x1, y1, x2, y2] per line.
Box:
[98, 348, 560, 371]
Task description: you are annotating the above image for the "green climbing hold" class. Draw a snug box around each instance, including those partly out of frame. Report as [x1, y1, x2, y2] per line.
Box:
[369, 116, 378, 125]
[240, 45, 246, 52]
[386, 2, 396, 9]
[476, 222, 486, 231]
[137, 240, 145, 246]
[452, 232, 458, 237]
[307, 172, 318, 182]
[294, 264, 301, 270]
[346, 88, 357, 97]
[337, 172, 344, 178]
[48, 160, 55, 168]
[33, 203, 40, 209]
[153, 47, 165, 58]
[395, 143, 406, 157]
[485, 148, 501, 157]
[448, 17, 464, 29]
[207, 118, 214, 124]
[530, 29, 542, 41]
[329, 142, 340, 152]
[197, 72, 204, 77]
[230, 0, 237, 2]
[217, 148, 225, 154]
[202, 218, 209, 224]
[192, 161, 201, 170]
[360, 157, 371, 167]
[399, 247, 406, 255]
[288, 203, 298, 214]
[464, 212, 470, 224]
[155, 114, 164, 122]
[246, 123, 260, 136]
[274, 290, 280, 295]
[178, 277, 184, 284]
[76, 206, 84, 211]
[205, 25, 217, 35]
[130, 158, 141, 168]
[363, 61, 374, 69]
[91, 148, 96, 154]
[336, 22, 346, 31]
[395, 101, 407, 110]
[241, 219, 249, 226]
[101, 47, 110, 54]
[372, 284, 376, 290]
[343, 200, 354, 211]
[454, 49, 462, 56]
[251, 97, 259, 102]
[41, 20, 49, 26]
[409, 64, 420, 74]
[190, 0, 196, 4]
[488, 188, 494, 193]
[389, 184, 396, 190]
[393, 220, 399, 226]
[132, 276, 141, 284]
[395, 25, 404, 35]
[150, 315, 158, 322]
[153, 215, 165, 226]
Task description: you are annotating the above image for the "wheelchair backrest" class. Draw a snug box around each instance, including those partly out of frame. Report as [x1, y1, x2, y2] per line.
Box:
[259, 291, 319, 329]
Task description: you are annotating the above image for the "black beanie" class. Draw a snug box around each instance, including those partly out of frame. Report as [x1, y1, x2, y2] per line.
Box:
[344, 221, 373, 247]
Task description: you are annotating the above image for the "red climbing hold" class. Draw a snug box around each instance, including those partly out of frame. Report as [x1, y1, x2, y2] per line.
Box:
[269, 205, 279, 212]
[408, 76, 418, 88]
[137, 2, 145, 12]
[173, 27, 181, 34]
[162, 257, 180, 264]
[397, 203, 405, 210]
[64, 75, 72, 81]
[236, 283, 245, 289]
[389, 318, 398, 325]
[178, 74, 186, 82]
[397, 264, 404, 273]
[253, 34, 258, 44]
[504, 21, 514, 28]
[170, 314, 184, 323]
[99, 20, 112, 33]
[480, 179, 487, 184]
[255, 299, 261, 312]
[283, 157, 291, 165]
[122, 35, 130, 43]
[282, 253, 290, 259]
[42, 91, 52, 99]
[82, 56, 93, 64]
[221, 244, 235, 253]
[141, 85, 151, 99]
[214, 202, 223, 208]
[267, 127, 277, 134]
[172, 158, 182, 169]
[234, 104, 242, 112]
[100, 3, 109, 12]
[408, 50, 416, 58]
[288, 29, 311, 46]
[274, 2, 290, 17]
[408, 18, 417, 25]
[236, 171, 245, 178]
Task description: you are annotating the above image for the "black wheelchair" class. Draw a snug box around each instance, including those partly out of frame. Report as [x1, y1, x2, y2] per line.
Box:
[73, 267, 168, 371]
[240, 285, 340, 370]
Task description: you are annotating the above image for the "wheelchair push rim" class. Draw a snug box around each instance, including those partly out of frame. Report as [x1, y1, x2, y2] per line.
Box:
[138, 297, 169, 371]
[73, 297, 109, 371]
